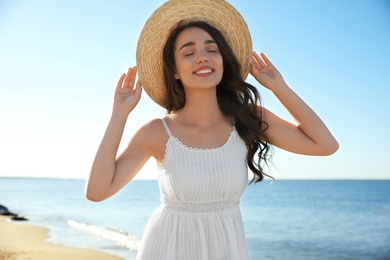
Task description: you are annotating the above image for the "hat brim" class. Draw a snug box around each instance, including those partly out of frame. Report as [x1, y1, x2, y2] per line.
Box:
[136, 0, 252, 107]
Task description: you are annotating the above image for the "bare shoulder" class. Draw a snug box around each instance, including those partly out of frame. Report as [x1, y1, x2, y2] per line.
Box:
[139, 117, 165, 131]
[133, 118, 169, 161]
[134, 118, 167, 142]
[256, 105, 271, 116]
[259, 106, 277, 122]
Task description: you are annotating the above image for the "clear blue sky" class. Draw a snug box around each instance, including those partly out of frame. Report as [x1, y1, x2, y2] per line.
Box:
[0, 0, 389, 180]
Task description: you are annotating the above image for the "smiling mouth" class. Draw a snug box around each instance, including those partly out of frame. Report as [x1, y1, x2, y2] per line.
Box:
[194, 69, 213, 75]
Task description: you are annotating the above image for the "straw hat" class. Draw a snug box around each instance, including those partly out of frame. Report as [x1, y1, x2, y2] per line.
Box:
[136, 0, 252, 107]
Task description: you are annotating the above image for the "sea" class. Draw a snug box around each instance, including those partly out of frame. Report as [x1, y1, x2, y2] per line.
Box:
[0, 178, 389, 260]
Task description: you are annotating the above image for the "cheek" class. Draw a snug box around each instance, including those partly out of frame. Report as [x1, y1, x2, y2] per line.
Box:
[173, 55, 184, 79]
[175, 59, 192, 76]
[217, 57, 224, 75]
[174, 63, 184, 79]
[216, 54, 223, 68]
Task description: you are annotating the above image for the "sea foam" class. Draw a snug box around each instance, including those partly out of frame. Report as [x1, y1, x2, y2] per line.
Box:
[67, 220, 141, 250]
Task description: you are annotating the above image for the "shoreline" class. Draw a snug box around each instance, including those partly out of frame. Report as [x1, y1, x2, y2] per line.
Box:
[0, 216, 124, 260]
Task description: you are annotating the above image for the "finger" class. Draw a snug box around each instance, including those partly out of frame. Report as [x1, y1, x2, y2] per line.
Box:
[136, 77, 142, 88]
[251, 56, 258, 70]
[260, 53, 274, 67]
[249, 63, 256, 75]
[116, 73, 126, 89]
[123, 66, 137, 89]
[252, 51, 266, 68]
[134, 78, 143, 97]
[251, 56, 262, 71]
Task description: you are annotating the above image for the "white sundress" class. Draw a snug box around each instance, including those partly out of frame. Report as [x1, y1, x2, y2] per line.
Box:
[136, 118, 249, 260]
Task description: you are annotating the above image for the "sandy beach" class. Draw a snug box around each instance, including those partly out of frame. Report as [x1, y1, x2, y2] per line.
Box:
[0, 216, 123, 260]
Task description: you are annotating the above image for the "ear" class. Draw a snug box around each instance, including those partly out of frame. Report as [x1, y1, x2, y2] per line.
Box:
[174, 73, 180, 79]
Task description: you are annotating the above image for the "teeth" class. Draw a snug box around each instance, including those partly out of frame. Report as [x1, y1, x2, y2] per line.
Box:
[195, 69, 212, 75]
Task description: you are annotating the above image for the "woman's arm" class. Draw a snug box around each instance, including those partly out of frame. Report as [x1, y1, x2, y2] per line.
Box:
[250, 52, 339, 155]
[85, 67, 148, 202]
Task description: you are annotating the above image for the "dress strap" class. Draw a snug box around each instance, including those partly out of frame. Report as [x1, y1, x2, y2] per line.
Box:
[161, 118, 173, 137]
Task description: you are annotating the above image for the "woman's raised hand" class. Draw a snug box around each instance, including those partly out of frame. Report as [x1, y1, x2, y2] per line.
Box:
[113, 66, 142, 114]
[250, 52, 284, 92]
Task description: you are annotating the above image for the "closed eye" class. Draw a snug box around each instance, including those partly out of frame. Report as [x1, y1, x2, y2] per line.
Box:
[207, 47, 218, 53]
[184, 53, 194, 57]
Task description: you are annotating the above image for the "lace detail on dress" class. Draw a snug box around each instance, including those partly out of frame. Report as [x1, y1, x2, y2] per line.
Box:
[163, 200, 239, 213]
[172, 129, 235, 152]
[160, 118, 236, 152]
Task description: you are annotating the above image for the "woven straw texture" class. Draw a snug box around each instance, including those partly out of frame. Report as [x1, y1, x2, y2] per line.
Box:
[136, 0, 252, 107]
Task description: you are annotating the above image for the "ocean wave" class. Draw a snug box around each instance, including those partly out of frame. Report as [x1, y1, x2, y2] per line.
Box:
[67, 220, 141, 250]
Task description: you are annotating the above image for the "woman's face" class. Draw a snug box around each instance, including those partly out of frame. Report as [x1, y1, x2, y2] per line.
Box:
[173, 27, 223, 90]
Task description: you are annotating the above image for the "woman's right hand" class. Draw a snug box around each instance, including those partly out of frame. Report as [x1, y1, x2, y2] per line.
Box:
[113, 66, 142, 115]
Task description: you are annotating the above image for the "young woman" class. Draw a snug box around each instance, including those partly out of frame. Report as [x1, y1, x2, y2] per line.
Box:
[86, 1, 338, 259]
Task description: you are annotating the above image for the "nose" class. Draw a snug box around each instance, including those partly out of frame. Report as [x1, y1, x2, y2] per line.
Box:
[196, 50, 209, 63]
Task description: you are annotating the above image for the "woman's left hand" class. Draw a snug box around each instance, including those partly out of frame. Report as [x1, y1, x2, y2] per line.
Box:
[250, 52, 339, 156]
[250, 52, 284, 92]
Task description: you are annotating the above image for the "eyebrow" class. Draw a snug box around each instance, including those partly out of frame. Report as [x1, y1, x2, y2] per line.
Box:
[179, 40, 216, 51]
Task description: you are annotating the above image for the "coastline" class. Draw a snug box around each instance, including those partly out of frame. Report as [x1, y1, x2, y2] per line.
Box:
[0, 216, 124, 260]
[1, 179, 389, 259]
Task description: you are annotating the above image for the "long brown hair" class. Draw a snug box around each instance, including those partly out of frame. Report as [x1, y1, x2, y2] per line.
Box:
[162, 21, 272, 183]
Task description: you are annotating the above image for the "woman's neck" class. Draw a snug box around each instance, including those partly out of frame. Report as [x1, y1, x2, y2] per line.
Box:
[173, 89, 230, 128]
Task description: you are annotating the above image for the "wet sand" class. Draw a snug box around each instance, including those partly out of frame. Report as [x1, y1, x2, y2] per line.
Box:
[0, 216, 123, 260]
